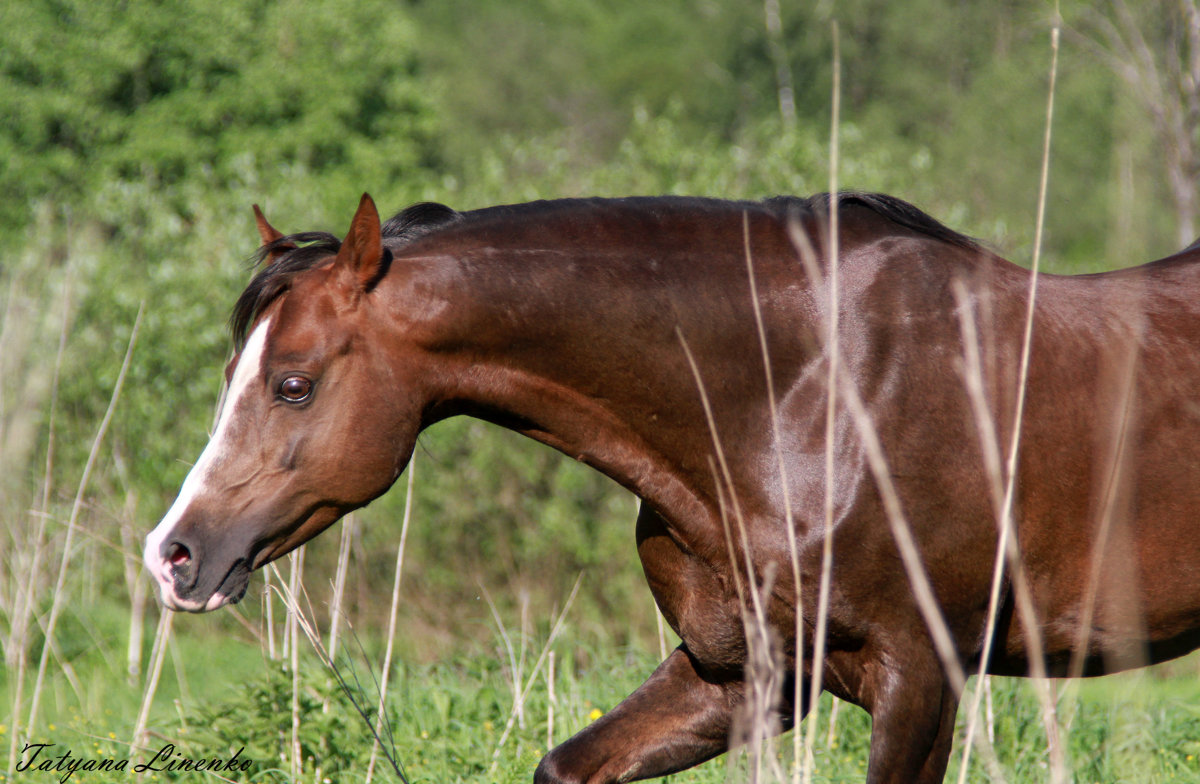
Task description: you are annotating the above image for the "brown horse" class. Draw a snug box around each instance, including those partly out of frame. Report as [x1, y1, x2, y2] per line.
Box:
[144, 192, 1200, 783]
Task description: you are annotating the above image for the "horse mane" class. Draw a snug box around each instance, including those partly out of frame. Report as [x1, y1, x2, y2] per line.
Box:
[230, 192, 979, 347]
[774, 191, 985, 254]
[231, 202, 461, 347]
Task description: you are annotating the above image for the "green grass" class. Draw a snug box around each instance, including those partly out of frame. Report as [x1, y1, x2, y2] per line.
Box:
[6, 588, 1200, 783]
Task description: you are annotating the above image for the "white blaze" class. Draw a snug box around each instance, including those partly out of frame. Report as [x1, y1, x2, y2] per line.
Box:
[143, 318, 273, 609]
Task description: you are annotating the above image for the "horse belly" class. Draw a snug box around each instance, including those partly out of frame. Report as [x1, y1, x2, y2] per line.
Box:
[990, 520, 1200, 677]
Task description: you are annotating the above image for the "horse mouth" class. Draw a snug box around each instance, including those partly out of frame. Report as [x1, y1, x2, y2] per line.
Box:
[161, 556, 253, 613]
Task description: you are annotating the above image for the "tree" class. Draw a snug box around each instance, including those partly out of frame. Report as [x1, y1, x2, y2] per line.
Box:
[0, 0, 438, 240]
[1074, 0, 1200, 248]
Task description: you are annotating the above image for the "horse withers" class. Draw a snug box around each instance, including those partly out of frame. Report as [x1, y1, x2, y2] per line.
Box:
[145, 192, 1200, 782]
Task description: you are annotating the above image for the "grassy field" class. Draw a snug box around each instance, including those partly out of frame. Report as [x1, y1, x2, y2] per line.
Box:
[5, 458, 1200, 784]
[5, 576, 1200, 784]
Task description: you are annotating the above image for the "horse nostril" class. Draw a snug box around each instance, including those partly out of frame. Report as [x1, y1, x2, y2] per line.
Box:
[166, 542, 192, 568]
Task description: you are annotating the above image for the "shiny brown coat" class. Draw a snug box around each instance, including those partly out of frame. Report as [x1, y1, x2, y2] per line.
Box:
[144, 192, 1200, 783]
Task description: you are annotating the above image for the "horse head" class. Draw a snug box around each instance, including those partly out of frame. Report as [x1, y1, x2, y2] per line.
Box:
[143, 195, 421, 611]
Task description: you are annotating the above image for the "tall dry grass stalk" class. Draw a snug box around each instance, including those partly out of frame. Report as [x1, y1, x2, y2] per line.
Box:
[263, 566, 278, 660]
[785, 155, 1014, 784]
[675, 331, 755, 621]
[741, 201, 803, 784]
[950, 279, 1014, 783]
[269, 559, 410, 784]
[127, 326, 231, 767]
[802, 21, 841, 784]
[678, 322, 794, 783]
[677, 325, 786, 777]
[121, 497, 148, 686]
[482, 584, 534, 731]
[129, 609, 174, 765]
[654, 602, 670, 661]
[729, 566, 786, 784]
[288, 547, 305, 781]
[366, 458, 416, 784]
[488, 575, 582, 775]
[956, 20, 1066, 784]
[5, 271, 71, 777]
[677, 317, 776, 773]
[0, 222, 81, 500]
[27, 303, 143, 739]
[328, 511, 357, 661]
[1065, 308, 1145, 679]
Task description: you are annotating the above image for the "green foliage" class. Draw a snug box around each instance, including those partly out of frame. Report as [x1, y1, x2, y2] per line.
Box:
[0, 0, 438, 239]
[0, 0, 442, 514]
[179, 662, 379, 782]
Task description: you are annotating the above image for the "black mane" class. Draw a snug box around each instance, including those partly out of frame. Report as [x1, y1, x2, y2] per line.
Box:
[229, 193, 979, 347]
[231, 202, 461, 347]
[776, 191, 984, 253]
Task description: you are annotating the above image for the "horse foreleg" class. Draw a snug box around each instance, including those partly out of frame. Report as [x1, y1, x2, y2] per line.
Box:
[534, 645, 743, 784]
[862, 655, 959, 784]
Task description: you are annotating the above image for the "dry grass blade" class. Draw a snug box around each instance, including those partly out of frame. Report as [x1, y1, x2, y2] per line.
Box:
[730, 564, 786, 784]
[950, 280, 1014, 784]
[5, 272, 70, 776]
[675, 328, 760, 629]
[740, 205, 805, 784]
[27, 302, 143, 737]
[263, 566, 277, 660]
[654, 600, 670, 661]
[802, 22, 841, 784]
[129, 609, 174, 765]
[838, 365, 967, 692]
[488, 575, 583, 773]
[270, 560, 411, 784]
[1066, 318, 1143, 681]
[679, 326, 788, 780]
[994, 21, 1067, 784]
[288, 547, 305, 781]
[955, 19, 1065, 782]
[481, 584, 521, 705]
[328, 512, 357, 661]
[787, 183, 1013, 784]
[367, 458, 416, 783]
[680, 293, 793, 782]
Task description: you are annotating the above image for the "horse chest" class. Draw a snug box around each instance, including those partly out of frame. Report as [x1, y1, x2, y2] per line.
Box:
[635, 505, 750, 671]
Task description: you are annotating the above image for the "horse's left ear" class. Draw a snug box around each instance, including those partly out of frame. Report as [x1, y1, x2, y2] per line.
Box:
[335, 193, 389, 293]
[253, 204, 295, 266]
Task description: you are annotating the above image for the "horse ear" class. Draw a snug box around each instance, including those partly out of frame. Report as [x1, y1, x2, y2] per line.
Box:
[253, 204, 294, 265]
[335, 193, 387, 292]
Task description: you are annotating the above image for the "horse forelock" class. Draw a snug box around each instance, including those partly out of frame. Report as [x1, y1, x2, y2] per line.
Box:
[231, 234, 339, 349]
[230, 202, 461, 348]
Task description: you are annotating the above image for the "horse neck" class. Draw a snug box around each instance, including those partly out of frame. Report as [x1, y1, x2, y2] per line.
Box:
[388, 235, 773, 509]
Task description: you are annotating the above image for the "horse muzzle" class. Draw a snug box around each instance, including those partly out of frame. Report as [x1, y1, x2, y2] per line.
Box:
[143, 527, 252, 613]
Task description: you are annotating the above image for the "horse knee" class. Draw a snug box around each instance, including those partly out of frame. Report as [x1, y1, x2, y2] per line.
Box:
[533, 748, 582, 784]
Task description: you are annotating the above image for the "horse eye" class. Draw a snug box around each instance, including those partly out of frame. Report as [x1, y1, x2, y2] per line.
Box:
[278, 376, 312, 403]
